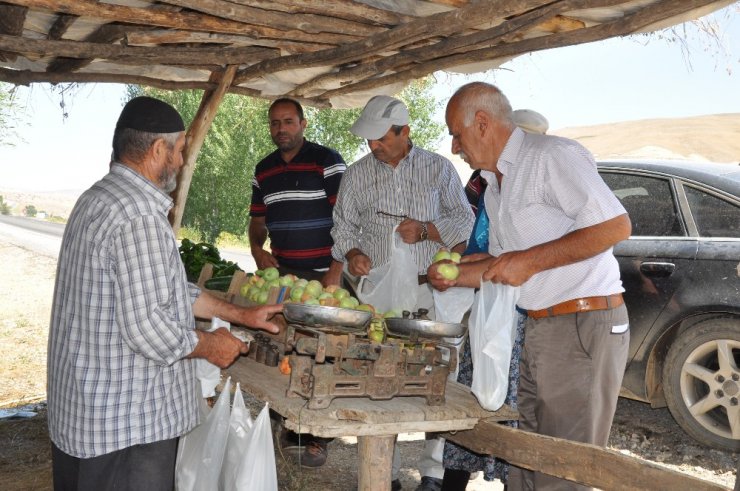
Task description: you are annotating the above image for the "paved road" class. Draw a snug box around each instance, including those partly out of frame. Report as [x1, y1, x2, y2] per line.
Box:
[0, 215, 257, 271]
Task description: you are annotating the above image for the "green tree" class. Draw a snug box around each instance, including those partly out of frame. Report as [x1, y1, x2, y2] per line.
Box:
[0, 82, 22, 147]
[126, 77, 443, 242]
[23, 204, 37, 217]
[0, 195, 11, 215]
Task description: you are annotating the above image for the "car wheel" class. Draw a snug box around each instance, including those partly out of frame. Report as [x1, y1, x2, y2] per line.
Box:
[663, 318, 740, 451]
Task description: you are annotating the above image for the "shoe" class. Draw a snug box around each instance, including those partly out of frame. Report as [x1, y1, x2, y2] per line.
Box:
[392, 479, 402, 491]
[298, 439, 328, 468]
[278, 427, 303, 453]
[415, 476, 442, 491]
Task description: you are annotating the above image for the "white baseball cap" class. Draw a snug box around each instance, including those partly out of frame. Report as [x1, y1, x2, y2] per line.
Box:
[512, 109, 548, 135]
[350, 95, 410, 140]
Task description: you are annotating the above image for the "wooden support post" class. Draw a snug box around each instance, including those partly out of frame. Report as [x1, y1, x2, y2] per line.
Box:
[357, 435, 395, 491]
[443, 420, 729, 491]
[169, 65, 237, 232]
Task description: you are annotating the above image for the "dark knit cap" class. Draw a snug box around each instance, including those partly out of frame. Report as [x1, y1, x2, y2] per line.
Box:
[116, 96, 185, 133]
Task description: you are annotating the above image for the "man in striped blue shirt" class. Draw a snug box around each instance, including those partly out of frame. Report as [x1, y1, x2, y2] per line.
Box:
[47, 96, 282, 491]
[331, 95, 474, 491]
[249, 98, 346, 287]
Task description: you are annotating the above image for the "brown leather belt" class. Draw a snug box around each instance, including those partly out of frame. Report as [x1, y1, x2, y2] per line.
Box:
[418, 274, 428, 285]
[527, 293, 624, 320]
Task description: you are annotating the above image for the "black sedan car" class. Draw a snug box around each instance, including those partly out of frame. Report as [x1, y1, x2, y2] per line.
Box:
[598, 160, 740, 452]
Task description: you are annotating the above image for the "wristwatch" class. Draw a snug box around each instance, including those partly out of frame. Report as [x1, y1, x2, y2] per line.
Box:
[419, 221, 428, 241]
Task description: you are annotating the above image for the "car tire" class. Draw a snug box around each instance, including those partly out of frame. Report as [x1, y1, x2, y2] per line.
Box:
[662, 318, 740, 452]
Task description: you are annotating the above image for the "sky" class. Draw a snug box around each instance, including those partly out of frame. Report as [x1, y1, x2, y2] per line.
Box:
[0, 5, 738, 193]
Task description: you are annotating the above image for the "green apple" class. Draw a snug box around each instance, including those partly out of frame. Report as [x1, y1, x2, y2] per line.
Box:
[304, 280, 323, 299]
[257, 290, 269, 304]
[368, 329, 384, 343]
[449, 252, 462, 264]
[339, 297, 356, 309]
[294, 278, 308, 289]
[333, 288, 350, 301]
[264, 278, 280, 290]
[356, 304, 375, 313]
[437, 262, 460, 280]
[262, 267, 279, 281]
[279, 275, 295, 287]
[290, 286, 304, 302]
[304, 297, 320, 306]
[384, 309, 401, 318]
[432, 249, 452, 263]
[240, 283, 250, 297]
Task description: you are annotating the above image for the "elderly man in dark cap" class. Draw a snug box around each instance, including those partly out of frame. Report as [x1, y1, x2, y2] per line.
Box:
[47, 96, 282, 491]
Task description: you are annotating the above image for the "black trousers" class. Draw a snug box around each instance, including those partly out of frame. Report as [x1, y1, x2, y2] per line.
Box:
[52, 438, 178, 491]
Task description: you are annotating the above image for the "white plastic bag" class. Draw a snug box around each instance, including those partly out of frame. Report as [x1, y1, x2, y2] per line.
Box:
[357, 227, 419, 313]
[234, 402, 278, 491]
[433, 286, 475, 381]
[196, 317, 231, 398]
[469, 281, 520, 411]
[175, 377, 232, 491]
[220, 383, 254, 491]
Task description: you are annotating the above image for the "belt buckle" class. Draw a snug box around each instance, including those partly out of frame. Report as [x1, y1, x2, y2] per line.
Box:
[575, 298, 590, 311]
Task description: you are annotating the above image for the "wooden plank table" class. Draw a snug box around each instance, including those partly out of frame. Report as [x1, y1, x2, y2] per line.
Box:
[226, 355, 517, 491]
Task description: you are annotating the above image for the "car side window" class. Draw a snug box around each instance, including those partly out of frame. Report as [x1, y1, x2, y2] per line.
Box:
[599, 171, 684, 237]
[684, 186, 740, 238]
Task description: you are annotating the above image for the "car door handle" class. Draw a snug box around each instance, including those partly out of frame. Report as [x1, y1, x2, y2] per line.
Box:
[639, 262, 676, 277]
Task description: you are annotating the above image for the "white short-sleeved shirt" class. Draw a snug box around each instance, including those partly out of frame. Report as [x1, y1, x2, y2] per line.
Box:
[482, 128, 626, 310]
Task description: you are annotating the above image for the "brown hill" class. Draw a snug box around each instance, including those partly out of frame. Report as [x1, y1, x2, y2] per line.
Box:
[550, 113, 740, 163]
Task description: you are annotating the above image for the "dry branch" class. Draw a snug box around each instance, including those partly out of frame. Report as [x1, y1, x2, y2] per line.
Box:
[159, 0, 385, 36]
[125, 30, 331, 54]
[0, 34, 279, 65]
[227, 0, 411, 26]
[1, 0, 360, 44]
[0, 3, 26, 62]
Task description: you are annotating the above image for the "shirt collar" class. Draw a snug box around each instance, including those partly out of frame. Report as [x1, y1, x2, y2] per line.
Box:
[110, 162, 174, 212]
[497, 127, 526, 176]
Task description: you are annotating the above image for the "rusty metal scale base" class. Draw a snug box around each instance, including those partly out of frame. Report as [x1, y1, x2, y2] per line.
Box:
[285, 324, 457, 409]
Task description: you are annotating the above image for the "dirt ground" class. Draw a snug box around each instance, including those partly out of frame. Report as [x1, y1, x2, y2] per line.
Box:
[1, 239, 737, 490]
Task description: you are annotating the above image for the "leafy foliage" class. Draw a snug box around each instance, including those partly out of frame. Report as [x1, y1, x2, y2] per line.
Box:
[0, 195, 10, 215]
[0, 83, 23, 147]
[126, 77, 443, 242]
[23, 205, 37, 217]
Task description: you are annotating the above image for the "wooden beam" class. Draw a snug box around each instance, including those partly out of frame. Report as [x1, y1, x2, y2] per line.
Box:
[47, 14, 78, 40]
[159, 0, 386, 36]
[227, 0, 411, 26]
[125, 29, 331, 54]
[317, 0, 719, 101]
[1, 0, 360, 45]
[0, 34, 279, 65]
[169, 65, 237, 232]
[442, 422, 728, 491]
[46, 24, 131, 73]
[0, 67, 333, 107]
[0, 2, 26, 62]
[233, 0, 546, 84]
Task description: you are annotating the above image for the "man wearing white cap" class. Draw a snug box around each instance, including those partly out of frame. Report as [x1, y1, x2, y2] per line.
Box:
[331, 95, 474, 491]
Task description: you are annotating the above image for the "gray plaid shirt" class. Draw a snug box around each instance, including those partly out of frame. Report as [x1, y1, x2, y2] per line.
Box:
[48, 163, 201, 458]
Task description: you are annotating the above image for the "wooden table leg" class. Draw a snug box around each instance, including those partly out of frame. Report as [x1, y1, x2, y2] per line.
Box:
[357, 434, 395, 491]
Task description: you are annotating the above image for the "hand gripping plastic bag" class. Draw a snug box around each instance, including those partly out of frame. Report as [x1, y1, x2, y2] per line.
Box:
[175, 377, 232, 491]
[468, 281, 520, 411]
[357, 227, 419, 313]
[220, 383, 255, 491]
[196, 317, 231, 398]
[229, 402, 278, 491]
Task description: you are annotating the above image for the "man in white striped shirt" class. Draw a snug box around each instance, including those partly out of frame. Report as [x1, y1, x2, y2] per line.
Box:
[331, 95, 474, 491]
[433, 82, 631, 491]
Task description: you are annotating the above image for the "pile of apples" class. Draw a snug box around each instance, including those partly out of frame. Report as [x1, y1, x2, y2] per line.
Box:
[239, 266, 367, 309]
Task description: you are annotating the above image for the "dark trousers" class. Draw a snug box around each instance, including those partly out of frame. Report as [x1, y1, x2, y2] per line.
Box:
[52, 438, 178, 491]
[508, 305, 629, 491]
